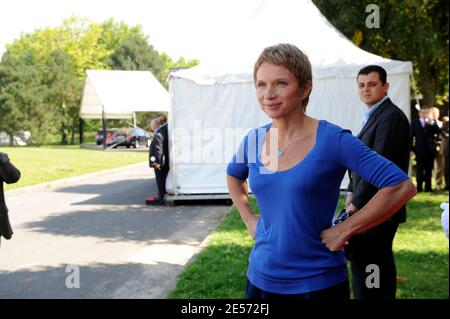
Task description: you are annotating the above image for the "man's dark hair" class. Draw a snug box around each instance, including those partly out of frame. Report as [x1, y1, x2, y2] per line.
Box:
[357, 65, 387, 84]
[157, 113, 167, 125]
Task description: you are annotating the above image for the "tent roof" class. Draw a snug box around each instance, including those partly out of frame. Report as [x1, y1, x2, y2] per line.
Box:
[80, 70, 169, 119]
[170, 0, 412, 85]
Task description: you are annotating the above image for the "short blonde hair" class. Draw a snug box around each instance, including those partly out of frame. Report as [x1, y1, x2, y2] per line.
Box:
[253, 43, 312, 111]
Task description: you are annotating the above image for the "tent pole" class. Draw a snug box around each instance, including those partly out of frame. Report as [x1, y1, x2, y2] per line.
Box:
[79, 117, 84, 145]
[133, 112, 137, 128]
[102, 105, 107, 149]
[169, 78, 178, 196]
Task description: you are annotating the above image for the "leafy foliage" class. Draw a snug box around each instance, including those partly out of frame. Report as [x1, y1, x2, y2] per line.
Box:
[106, 33, 198, 129]
[312, 0, 449, 107]
[0, 15, 198, 144]
[0, 52, 57, 145]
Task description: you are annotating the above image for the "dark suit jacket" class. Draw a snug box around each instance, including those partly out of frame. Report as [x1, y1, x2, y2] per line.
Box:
[442, 120, 449, 158]
[149, 123, 169, 169]
[411, 119, 440, 159]
[347, 98, 410, 224]
[0, 153, 21, 240]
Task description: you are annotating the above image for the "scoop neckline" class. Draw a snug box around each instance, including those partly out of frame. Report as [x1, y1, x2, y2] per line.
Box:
[257, 119, 323, 174]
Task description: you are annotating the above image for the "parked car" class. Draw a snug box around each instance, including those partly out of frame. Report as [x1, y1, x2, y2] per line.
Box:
[96, 128, 119, 145]
[108, 128, 150, 148]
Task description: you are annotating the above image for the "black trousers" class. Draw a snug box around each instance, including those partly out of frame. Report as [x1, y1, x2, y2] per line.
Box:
[246, 279, 349, 301]
[154, 167, 169, 199]
[416, 155, 435, 191]
[345, 219, 399, 299]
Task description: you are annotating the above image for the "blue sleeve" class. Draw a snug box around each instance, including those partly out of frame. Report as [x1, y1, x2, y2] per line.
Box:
[338, 130, 408, 189]
[226, 135, 249, 180]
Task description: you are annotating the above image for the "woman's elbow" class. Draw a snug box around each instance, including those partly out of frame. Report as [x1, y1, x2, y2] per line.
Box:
[400, 179, 417, 202]
[226, 174, 238, 189]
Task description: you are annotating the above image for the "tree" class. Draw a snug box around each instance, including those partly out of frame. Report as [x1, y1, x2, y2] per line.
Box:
[1, 16, 146, 144]
[107, 33, 166, 80]
[1, 15, 200, 143]
[107, 33, 199, 87]
[0, 52, 58, 145]
[107, 33, 199, 129]
[312, 0, 449, 107]
[43, 49, 83, 144]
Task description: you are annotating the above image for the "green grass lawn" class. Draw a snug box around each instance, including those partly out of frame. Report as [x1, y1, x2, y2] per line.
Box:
[169, 191, 449, 299]
[395, 192, 449, 298]
[1, 145, 148, 191]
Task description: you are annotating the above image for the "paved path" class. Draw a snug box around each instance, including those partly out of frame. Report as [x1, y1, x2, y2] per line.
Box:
[0, 163, 230, 298]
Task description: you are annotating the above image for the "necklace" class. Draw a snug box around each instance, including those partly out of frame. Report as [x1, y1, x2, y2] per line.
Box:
[277, 135, 303, 157]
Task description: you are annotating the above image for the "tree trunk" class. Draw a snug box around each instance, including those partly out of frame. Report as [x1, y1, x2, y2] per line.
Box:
[419, 72, 437, 107]
[9, 133, 14, 146]
[79, 117, 84, 145]
[61, 124, 68, 145]
[70, 124, 76, 145]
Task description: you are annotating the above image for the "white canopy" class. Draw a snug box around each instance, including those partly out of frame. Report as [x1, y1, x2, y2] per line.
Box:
[166, 0, 413, 194]
[171, 0, 412, 84]
[79, 70, 169, 119]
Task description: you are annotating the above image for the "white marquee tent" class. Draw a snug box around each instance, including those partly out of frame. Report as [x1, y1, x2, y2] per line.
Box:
[79, 70, 169, 120]
[166, 0, 413, 195]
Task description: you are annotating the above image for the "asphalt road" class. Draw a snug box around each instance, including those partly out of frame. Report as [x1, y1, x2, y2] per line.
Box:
[0, 163, 230, 299]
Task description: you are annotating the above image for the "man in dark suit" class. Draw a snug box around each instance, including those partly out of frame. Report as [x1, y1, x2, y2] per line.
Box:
[345, 65, 411, 299]
[442, 116, 449, 190]
[411, 108, 440, 192]
[0, 152, 21, 244]
[147, 118, 169, 205]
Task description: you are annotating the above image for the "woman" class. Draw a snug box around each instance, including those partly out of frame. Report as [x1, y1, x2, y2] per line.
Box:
[226, 43, 416, 300]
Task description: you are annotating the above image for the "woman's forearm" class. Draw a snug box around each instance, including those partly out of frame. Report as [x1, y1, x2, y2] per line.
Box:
[227, 175, 258, 237]
[344, 179, 416, 237]
[321, 179, 416, 251]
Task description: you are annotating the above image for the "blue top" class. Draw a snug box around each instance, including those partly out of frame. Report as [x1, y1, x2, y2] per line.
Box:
[226, 120, 408, 294]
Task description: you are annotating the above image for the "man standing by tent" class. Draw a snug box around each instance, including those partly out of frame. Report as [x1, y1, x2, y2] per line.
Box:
[345, 65, 411, 299]
[157, 113, 167, 125]
[146, 118, 169, 205]
[411, 108, 440, 192]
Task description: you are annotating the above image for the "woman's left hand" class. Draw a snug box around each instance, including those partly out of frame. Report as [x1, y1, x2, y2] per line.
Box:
[320, 224, 350, 252]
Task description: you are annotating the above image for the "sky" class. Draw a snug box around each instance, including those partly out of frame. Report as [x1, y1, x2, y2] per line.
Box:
[0, 0, 264, 63]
